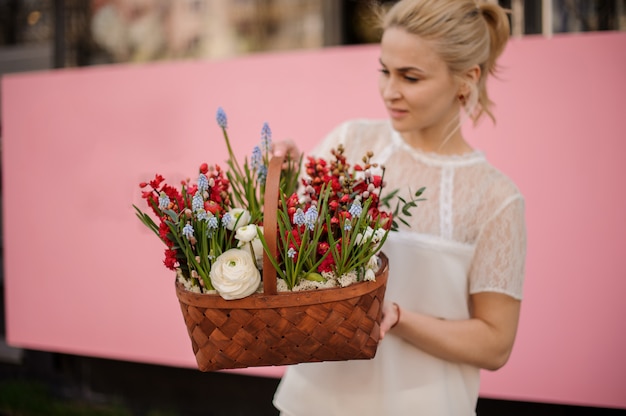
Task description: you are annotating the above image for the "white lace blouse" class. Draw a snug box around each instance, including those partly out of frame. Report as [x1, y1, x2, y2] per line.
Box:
[273, 119, 527, 416]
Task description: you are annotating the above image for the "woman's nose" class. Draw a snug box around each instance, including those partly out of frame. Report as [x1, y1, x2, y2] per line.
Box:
[381, 78, 401, 101]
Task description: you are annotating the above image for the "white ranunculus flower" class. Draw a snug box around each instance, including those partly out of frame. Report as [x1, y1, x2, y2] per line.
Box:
[226, 208, 251, 231]
[210, 249, 260, 300]
[250, 235, 265, 266]
[236, 225, 265, 266]
[235, 224, 258, 243]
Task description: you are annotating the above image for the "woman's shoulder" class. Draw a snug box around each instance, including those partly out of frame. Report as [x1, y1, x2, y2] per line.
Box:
[487, 161, 521, 192]
[471, 159, 524, 209]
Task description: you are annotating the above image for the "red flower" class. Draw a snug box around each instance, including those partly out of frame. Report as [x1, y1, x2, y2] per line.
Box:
[187, 184, 198, 197]
[352, 181, 368, 194]
[318, 255, 335, 273]
[158, 220, 171, 242]
[163, 248, 178, 270]
[289, 229, 302, 246]
[286, 193, 299, 208]
[378, 211, 393, 230]
[317, 242, 330, 255]
[149, 174, 165, 189]
[204, 200, 221, 215]
[317, 242, 341, 273]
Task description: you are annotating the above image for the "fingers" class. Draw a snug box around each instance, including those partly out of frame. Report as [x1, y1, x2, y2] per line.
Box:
[272, 139, 300, 159]
[379, 301, 399, 340]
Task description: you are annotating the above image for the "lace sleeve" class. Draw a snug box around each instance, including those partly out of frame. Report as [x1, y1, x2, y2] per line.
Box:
[469, 195, 527, 300]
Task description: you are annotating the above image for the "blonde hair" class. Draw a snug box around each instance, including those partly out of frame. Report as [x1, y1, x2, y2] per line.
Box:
[380, 0, 510, 124]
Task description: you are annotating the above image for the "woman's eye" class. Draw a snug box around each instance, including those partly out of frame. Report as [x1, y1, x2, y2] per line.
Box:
[378, 68, 418, 82]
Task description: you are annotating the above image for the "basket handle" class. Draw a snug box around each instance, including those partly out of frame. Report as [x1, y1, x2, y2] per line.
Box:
[262, 153, 285, 295]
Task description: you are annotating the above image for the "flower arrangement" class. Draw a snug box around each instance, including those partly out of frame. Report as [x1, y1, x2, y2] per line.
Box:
[134, 107, 423, 300]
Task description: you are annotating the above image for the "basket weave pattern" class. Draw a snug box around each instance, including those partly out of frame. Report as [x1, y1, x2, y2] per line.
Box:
[176, 256, 388, 371]
[174, 154, 389, 371]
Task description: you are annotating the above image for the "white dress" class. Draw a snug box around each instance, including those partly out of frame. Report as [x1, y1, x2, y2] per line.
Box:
[273, 119, 527, 416]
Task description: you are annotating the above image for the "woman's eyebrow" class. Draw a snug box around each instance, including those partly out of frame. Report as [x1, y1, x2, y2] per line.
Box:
[378, 58, 426, 74]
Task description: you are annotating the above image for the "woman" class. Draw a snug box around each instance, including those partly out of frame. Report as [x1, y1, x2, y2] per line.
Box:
[273, 1, 526, 415]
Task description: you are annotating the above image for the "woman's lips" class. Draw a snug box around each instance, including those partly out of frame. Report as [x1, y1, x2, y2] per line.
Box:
[388, 108, 408, 119]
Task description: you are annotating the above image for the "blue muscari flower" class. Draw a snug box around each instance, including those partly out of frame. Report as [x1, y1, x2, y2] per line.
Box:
[182, 223, 195, 239]
[304, 206, 318, 231]
[287, 247, 297, 259]
[192, 192, 204, 211]
[349, 201, 363, 217]
[251, 145, 262, 171]
[293, 208, 306, 226]
[257, 165, 268, 183]
[197, 174, 209, 191]
[158, 192, 170, 210]
[221, 212, 232, 228]
[207, 216, 218, 229]
[251, 145, 268, 183]
[195, 210, 208, 221]
[260, 122, 272, 152]
[216, 107, 228, 129]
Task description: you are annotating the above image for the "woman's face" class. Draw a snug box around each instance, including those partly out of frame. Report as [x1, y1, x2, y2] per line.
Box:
[378, 27, 461, 142]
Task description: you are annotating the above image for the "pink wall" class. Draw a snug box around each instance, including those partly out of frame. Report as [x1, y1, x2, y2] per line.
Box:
[2, 32, 626, 409]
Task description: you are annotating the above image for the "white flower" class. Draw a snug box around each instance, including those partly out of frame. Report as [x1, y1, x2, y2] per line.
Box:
[373, 228, 387, 244]
[235, 224, 258, 243]
[236, 225, 264, 266]
[355, 226, 374, 245]
[250, 235, 265, 266]
[367, 255, 380, 271]
[225, 208, 251, 231]
[210, 249, 260, 300]
[355, 227, 387, 246]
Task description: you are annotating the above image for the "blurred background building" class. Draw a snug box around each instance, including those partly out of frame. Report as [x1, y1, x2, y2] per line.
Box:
[1, 0, 625, 76]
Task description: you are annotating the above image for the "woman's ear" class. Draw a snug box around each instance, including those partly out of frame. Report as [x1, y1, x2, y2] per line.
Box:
[459, 64, 481, 96]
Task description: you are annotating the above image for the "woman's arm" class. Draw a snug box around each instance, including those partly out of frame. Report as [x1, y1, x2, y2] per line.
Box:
[380, 292, 521, 371]
[379, 191, 526, 370]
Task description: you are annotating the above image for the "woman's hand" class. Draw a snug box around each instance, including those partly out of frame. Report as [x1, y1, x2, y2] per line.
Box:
[272, 139, 300, 160]
[389, 293, 521, 370]
[379, 302, 400, 340]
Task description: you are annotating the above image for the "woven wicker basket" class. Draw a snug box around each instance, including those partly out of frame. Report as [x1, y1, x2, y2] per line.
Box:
[175, 155, 389, 371]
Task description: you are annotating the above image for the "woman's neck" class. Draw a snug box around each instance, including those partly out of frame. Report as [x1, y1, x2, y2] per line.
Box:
[399, 127, 473, 156]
